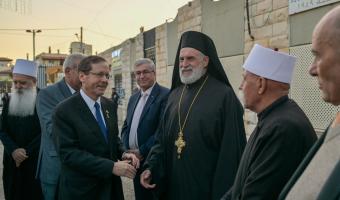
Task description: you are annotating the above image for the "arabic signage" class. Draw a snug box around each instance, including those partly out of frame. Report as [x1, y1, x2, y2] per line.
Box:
[289, 0, 340, 14]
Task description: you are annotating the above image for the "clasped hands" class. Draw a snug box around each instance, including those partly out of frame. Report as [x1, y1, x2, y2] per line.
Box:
[112, 152, 140, 179]
[11, 148, 28, 168]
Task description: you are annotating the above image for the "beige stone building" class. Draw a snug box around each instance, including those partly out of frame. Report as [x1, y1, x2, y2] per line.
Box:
[70, 42, 92, 56]
[100, 0, 340, 134]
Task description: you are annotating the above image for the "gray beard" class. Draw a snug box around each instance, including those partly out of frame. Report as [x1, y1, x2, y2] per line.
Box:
[180, 66, 207, 84]
[8, 86, 37, 117]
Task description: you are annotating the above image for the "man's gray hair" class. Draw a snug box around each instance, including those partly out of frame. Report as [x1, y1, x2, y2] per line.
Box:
[134, 58, 155, 71]
[63, 53, 86, 71]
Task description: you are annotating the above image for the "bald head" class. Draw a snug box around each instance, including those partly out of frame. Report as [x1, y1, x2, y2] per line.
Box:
[309, 6, 340, 106]
[314, 6, 340, 51]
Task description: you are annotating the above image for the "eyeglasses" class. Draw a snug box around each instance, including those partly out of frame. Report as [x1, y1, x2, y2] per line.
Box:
[89, 71, 111, 79]
[134, 70, 154, 76]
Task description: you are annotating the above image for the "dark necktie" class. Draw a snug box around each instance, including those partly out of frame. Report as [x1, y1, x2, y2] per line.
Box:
[94, 102, 108, 143]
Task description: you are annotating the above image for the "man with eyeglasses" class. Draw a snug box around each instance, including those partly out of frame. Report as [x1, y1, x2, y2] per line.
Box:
[52, 55, 139, 200]
[121, 58, 169, 200]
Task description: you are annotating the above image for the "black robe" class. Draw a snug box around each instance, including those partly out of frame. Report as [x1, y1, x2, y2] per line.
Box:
[145, 75, 247, 200]
[0, 97, 42, 200]
[224, 96, 317, 200]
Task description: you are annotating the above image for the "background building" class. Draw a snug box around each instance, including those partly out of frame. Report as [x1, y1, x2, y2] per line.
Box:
[98, 0, 340, 134]
[70, 41, 92, 56]
[0, 57, 12, 95]
[36, 51, 67, 88]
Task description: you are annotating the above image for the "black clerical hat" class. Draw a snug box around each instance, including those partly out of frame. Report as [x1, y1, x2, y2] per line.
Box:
[171, 31, 232, 90]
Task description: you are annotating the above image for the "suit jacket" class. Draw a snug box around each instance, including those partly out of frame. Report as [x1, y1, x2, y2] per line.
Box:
[52, 93, 124, 200]
[317, 160, 340, 200]
[36, 78, 72, 184]
[121, 83, 169, 157]
[279, 124, 340, 200]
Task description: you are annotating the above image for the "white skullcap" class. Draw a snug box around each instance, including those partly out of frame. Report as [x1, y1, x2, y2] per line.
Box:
[13, 59, 38, 79]
[243, 44, 296, 84]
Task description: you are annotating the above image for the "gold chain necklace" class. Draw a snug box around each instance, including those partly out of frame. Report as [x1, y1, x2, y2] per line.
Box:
[175, 75, 209, 159]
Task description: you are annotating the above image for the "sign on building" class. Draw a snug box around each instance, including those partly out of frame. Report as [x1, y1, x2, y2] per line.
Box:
[111, 48, 122, 68]
[289, 0, 340, 14]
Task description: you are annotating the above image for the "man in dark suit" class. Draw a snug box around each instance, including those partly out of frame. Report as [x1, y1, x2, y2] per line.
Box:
[121, 58, 169, 200]
[36, 53, 85, 200]
[53, 55, 139, 200]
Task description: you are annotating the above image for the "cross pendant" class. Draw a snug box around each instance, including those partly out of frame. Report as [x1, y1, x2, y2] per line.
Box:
[175, 131, 186, 159]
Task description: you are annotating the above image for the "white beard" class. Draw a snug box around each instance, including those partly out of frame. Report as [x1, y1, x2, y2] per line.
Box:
[179, 65, 207, 84]
[8, 86, 37, 117]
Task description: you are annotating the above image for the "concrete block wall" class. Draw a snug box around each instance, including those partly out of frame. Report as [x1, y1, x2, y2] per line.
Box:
[120, 40, 133, 123]
[135, 33, 144, 64]
[177, 0, 202, 37]
[155, 24, 171, 88]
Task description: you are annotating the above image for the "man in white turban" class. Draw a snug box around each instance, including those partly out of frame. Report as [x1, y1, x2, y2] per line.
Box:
[0, 59, 43, 200]
[223, 44, 317, 200]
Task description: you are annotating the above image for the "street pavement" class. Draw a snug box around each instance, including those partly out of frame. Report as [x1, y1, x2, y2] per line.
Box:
[0, 143, 136, 200]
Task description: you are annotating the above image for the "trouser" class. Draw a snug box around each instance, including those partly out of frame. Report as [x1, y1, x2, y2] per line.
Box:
[41, 181, 58, 200]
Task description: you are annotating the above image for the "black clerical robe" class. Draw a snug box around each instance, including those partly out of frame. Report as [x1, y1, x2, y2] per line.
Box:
[224, 96, 317, 200]
[145, 75, 247, 200]
[0, 97, 42, 200]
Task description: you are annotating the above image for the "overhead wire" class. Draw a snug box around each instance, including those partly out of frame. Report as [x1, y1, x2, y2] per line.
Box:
[84, 28, 122, 40]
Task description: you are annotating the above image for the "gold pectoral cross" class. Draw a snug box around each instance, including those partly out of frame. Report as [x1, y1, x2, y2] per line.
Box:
[175, 131, 186, 159]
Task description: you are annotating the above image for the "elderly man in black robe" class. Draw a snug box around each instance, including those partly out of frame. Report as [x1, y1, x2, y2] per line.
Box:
[222, 44, 317, 200]
[140, 31, 247, 200]
[0, 59, 42, 200]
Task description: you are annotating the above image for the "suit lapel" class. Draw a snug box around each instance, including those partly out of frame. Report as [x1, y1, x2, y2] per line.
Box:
[127, 93, 141, 125]
[58, 78, 73, 98]
[139, 83, 160, 122]
[76, 94, 108, 146]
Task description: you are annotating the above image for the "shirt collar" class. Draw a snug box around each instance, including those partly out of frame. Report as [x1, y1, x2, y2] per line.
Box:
[66, 82, 76, 94]
[80, 89, 101, 109]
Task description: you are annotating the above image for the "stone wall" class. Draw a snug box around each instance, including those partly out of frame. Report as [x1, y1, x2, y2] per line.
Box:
[177, 0, 202, 37]
[244, 0, 289, 54]
[155, 24, 171, 88]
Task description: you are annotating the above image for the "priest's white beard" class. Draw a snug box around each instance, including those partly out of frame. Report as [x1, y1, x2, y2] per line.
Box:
[179, 65, 207, 84]
[8, 86, 37, 117]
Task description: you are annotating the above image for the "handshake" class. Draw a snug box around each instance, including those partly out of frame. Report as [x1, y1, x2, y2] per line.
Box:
[112, 151, 140, 179]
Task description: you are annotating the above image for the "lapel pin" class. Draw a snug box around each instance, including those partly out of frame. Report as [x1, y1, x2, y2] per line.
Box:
[105, 110, 110, 119]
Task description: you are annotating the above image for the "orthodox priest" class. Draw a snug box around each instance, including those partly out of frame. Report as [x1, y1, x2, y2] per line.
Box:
[222, 45, 317, 200]
[140, 31, 247, 200]
[0, 59, 43, 200]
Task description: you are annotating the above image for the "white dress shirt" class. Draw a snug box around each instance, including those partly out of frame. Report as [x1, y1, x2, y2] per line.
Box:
[128, 83, 155, 149]
[80, 89, 106, 127]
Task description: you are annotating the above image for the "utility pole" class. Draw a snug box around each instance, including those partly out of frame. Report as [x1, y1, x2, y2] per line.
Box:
[80, 26, 84, 53]
[26, 29, 42, 61]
